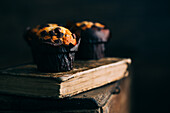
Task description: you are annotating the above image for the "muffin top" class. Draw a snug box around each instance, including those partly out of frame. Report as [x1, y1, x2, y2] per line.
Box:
[70, 21, 110, 43]
[75, 21, 105, 30]
[25, 24, 58, 42]
[30, 24, 76, 46]
[31, 24, 58, 34]
[37, 25, 76, 46]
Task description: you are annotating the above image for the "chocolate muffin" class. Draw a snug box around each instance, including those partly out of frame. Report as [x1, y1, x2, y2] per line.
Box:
[67, 21, 110, 60]
[24, 24, 80, 72]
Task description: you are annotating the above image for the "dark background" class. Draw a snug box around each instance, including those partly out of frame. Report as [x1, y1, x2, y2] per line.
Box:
[0, 0, 170, 113]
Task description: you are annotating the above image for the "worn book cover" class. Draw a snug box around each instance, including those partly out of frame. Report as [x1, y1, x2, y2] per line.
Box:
[0, 57, 131, 98]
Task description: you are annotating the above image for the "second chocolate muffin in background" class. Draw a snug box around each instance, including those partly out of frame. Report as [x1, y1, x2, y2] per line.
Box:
[67, 21, 111, 60]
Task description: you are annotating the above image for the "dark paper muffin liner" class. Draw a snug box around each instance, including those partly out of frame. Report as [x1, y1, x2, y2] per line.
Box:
[76, 29, 110, 60]
[32, 39, 80, 72]
[76, 41, 105, 60]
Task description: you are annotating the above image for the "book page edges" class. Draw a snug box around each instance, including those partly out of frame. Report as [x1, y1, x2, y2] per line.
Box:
[59, 58, 131, 82]
[59, 62, 129, 98]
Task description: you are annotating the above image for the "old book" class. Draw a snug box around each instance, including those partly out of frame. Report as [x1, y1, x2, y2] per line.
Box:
[0, 57, 131, 98]
[0, 77, 131, 113]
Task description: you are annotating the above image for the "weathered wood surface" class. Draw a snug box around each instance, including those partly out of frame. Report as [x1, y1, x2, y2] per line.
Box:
[0, 77, 131, 113]
[102, 77, 131, 113]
